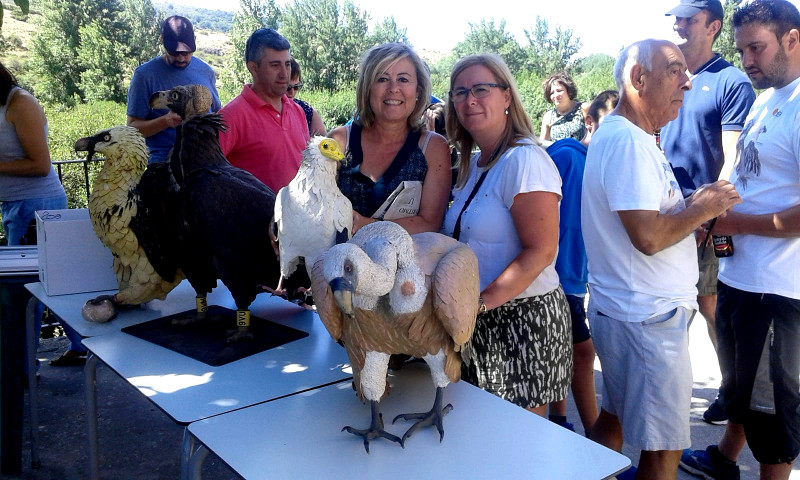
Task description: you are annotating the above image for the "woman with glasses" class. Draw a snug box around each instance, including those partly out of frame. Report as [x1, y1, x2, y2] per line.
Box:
[539, 71, 586, 147]
[328, 43, 451, 234]
[442, 54, 572, 417]
[287, 59, 326, 136]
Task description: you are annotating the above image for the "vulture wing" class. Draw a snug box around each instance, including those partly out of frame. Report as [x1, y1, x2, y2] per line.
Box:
[430, 241, 480, 348]
[129, 161, 182, 283]
[310, 256, 344, 341]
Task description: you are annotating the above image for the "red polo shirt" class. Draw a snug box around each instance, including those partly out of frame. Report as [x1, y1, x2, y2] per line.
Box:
[219, 85, 310, 192]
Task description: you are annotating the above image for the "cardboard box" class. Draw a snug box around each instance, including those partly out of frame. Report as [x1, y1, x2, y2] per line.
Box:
[36, 209, 118, 296]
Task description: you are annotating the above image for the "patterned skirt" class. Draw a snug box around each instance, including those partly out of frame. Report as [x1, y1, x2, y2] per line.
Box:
[462, 287, 573, 408]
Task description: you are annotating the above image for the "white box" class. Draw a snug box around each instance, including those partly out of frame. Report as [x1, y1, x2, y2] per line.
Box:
[35, 209, 118, 296]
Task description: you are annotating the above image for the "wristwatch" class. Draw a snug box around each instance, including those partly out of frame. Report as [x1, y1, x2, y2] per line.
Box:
[478, 296, 487, 313]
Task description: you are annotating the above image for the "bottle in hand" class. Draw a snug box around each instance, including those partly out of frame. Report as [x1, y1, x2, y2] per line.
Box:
[713, 235, 734, 257]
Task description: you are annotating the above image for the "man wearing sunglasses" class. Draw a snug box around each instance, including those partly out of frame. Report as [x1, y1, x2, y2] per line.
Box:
[126, 15, 221, 163]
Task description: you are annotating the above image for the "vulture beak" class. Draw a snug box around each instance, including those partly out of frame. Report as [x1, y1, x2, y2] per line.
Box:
[149, 90, 171, 110]
[330, 277, 355, 316]
[74, 135, 98, 161]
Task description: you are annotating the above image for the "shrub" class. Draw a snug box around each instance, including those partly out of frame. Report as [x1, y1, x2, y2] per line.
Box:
[45, 101, 127, 208]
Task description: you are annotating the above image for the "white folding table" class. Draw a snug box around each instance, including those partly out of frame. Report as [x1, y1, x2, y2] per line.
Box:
[26, 280, 352, 480]
[188, 362, 631, 480]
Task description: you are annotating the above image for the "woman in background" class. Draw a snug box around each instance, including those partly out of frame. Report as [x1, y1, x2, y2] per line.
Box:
[287, 58, 326, 136]
[539, 71, 586, 147]
[0, 62, 84, 366]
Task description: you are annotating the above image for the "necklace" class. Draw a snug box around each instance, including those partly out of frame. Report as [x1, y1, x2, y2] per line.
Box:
[689, 55, 722, 81]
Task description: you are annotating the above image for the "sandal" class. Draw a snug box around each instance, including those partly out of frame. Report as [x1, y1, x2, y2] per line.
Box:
[49, 350, 87, 367]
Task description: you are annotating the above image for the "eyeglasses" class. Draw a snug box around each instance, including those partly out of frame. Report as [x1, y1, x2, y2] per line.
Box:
[167, 51, 192, 58]
[287, 83, 303, 92]
[449, 83, 507, 103]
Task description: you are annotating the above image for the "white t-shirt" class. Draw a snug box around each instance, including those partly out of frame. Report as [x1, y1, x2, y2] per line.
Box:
[442, 138, 562, 298]
[581, 115, 699, 322]
[719, 76, 800, 299]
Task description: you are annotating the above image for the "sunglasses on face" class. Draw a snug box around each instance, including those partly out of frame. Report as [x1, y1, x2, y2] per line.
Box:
[449, 83, 507, 103]
[167, 51, 192, 58]
[287, 83, 303, 92]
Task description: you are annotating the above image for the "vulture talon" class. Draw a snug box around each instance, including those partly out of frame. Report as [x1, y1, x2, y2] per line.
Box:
[392, 387, 452, 444]
[342, 401, 403, 453]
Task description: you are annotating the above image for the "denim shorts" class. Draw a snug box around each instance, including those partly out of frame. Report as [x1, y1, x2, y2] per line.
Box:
[588, 303, 695, 451]
[1, 194, 68, 245]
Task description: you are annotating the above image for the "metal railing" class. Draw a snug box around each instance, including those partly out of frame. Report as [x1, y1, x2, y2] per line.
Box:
[52, 157, 105, 200]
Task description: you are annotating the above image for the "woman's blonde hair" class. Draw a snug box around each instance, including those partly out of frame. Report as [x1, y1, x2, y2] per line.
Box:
[354, 42, 431, 130]
[445, 53, 536, 189]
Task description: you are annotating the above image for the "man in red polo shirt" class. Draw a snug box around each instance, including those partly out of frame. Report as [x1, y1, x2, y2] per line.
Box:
[219, 28, 309, 192]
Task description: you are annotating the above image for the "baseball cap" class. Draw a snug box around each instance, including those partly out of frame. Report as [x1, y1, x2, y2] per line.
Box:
[665, 0, 724, 19]
[162, 16, 196, 53]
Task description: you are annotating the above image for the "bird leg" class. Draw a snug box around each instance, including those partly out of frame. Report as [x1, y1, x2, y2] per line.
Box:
[392, 386, 453, 444]
[172, 295, 209, 326]
[226, 309, 253, 343]
[342, 400, 403, 453]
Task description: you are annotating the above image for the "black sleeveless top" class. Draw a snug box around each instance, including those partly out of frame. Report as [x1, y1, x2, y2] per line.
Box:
[293, 98, 314, 133]
[337, 123, 428, 217]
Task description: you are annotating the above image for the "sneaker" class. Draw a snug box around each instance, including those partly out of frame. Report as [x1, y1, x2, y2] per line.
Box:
[551, 419, 575, 432]
[703, 395, 728, 425]
[49, 349, 87, 367]
[680, 445, 740, 480]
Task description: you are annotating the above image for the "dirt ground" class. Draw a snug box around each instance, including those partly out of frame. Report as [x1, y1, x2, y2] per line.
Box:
[7, 335, 239, 480]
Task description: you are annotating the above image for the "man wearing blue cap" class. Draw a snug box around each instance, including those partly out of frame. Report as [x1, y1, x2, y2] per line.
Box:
[661, 0, 755, 427]
[126, 15, 221, 163]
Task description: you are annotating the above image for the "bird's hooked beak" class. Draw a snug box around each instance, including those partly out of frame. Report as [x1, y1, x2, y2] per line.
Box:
[317, 138, 345, 163]
[149, 90, 171, 111]
[329, 276, 355, 316]
[74, 134, 101, 161]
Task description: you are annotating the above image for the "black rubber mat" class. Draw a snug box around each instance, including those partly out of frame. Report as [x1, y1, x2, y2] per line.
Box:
[122, 305, 308, 366]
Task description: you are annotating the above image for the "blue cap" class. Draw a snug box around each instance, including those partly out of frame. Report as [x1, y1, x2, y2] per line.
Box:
[666, 0, 724, 19]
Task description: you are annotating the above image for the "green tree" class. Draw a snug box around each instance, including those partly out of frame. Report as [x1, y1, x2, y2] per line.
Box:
[369, 16, 408, 45]
[119, 0, 162, 73]
[452, 19, 526, 73]
[27, 0, 158, 105]
[573, 53, 617, 100]
[716, 0, 743, 69]
[523, 16, 582, 77]
[0, 0, 29, 29]
[280, 0, 370, 91]
[220, 0, 280, 95]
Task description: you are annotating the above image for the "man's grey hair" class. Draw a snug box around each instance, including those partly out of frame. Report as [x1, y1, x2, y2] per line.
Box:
[613, 40, 655, 91]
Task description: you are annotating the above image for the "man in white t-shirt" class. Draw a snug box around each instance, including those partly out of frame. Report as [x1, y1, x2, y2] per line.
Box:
[679, 2, 800, 479]
[581, 38, 742, 479]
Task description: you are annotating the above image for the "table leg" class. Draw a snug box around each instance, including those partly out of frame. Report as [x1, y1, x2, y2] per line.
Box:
[25, 298, 39, 468]
[84, 353, 99, 480]
[181, 427, 198, 480]
[190, 444, 209, 480]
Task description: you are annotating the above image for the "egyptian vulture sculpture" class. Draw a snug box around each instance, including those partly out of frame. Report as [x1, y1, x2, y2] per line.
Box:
[273, 135, 350, 293]
[311, 221, 480, 452]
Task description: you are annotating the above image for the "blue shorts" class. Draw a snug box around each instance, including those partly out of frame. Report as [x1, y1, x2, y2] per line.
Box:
[1, 194, 68, 245]
[589, 303, 694, 451]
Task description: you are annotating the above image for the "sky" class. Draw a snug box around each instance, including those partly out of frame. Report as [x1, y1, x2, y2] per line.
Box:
[166, 0, 800, 58]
